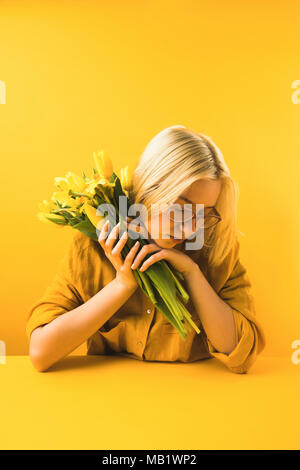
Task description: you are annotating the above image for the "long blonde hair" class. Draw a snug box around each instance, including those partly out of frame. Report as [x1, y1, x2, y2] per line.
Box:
[130, 125, 241, 268]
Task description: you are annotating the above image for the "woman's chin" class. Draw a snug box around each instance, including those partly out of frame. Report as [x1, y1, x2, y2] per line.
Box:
[157, 238, 184, 248]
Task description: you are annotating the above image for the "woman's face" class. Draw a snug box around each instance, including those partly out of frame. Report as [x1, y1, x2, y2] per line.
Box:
[144, 178, 222, 249]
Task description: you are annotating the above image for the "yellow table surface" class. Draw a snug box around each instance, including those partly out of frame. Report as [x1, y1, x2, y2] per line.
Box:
[0, 355, 299, 450]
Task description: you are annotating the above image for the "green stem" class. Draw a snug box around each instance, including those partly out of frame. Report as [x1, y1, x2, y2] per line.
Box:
[162, 260, 189, 303]
[68, 190, 93, 199]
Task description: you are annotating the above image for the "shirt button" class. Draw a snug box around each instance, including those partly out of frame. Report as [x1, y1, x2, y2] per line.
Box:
[146, 308, 152, 314]
[137, 341, 143, 347]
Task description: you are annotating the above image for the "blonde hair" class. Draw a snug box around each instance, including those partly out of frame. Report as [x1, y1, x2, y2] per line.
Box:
[130, 125, 241, 268]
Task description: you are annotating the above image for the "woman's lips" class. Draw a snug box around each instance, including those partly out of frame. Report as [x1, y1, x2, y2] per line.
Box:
[167, 234, 184, 242]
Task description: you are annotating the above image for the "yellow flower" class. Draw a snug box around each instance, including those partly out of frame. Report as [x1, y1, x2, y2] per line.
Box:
[84, 175, 110, 196]
[64, 197, 84, 210]
[83, 202, 107, 230]
[53, 177, 69, 192]
[50, 189, 87, 211]
[66, 171, 86, 192]
[93, 150, 114, 180]
[54, 172, 86, 193]
[51, 190, 71, 205]
[38, 199, 56, 213]
[120, 166, 131, 191]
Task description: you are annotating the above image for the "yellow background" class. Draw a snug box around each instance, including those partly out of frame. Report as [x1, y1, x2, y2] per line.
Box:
[0, 355, 299, 450]
[0, 0, 299, 358]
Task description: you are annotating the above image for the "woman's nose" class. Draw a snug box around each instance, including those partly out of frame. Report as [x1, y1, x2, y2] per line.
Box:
[174, 219, 197, 238]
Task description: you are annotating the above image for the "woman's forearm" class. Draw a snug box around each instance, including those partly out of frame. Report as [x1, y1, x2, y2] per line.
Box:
[184, 264, 236, 354]
[29, 278, 137, 372]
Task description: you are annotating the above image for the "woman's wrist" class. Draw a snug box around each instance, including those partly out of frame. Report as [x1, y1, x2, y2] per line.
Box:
[114, 275, 138, 295]
[183, 261, 201, 281]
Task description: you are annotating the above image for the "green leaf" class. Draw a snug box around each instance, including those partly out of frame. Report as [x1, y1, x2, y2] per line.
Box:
[93, 192, 107, 207]
[72, 217, 98, 241]
[137, 271, 157, 304]
[52, 210, 75, 222]
[82, 170, 89, 181]
[113, 175, 126, 199]
[44, 216, 68, 226]
[161, 260, 189, 303]
[109, 172, 118, 183]
[154, 292, 187, 340]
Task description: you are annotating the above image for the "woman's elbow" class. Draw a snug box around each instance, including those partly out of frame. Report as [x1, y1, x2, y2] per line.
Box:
[29, 352, 48, 372]
[29, 345, 52, 372]
[29, 327, 52, 372]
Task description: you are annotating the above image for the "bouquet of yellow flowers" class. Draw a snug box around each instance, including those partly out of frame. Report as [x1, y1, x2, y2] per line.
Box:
[37, 150, 200, 340]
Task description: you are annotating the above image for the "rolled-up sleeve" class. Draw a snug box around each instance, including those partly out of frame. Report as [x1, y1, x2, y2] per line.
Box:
[25, 232, 88, 340]
[206, 246, 266, 374]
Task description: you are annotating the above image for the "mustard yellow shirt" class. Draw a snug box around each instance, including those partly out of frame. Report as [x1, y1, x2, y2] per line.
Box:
[25, 231, 266, 374]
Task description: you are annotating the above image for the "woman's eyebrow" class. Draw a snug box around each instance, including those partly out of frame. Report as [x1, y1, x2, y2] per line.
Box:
[178, 196, 215, 208]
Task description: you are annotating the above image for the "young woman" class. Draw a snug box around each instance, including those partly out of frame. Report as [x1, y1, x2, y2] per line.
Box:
[26, 125, 265, 374]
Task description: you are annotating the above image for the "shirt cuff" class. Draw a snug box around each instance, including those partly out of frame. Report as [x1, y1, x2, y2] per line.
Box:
[25, 302, 74, 340]
[206, 309, 259, 374]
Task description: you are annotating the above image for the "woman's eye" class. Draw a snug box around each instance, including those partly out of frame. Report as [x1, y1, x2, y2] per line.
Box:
[175, 212, 192, 222]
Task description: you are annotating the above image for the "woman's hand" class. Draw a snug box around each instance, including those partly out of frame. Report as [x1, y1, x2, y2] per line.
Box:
[98, 220, 141, 291]
[131, 242, 198, 278]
